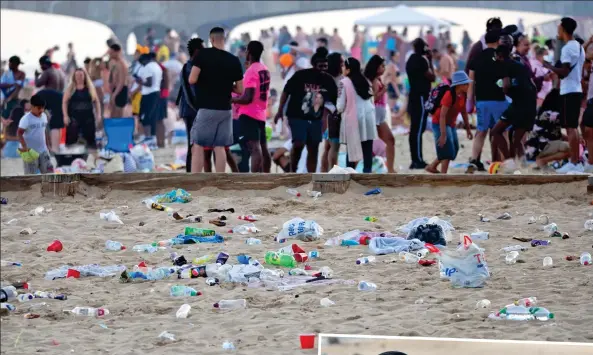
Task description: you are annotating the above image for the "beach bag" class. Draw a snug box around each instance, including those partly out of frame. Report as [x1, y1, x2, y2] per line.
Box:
[437, 235, 490, 288]
[276, 217, 323, 242]
[130, 143, 155, 171]
[424, 83, 455, 115]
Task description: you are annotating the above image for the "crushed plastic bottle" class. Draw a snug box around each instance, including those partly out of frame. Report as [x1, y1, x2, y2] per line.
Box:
[288, 268, 309, 276]
[176, 304, 191, 319]
[584, 220, 593, 231]
[364, 216, 378, 222]
[580, 252, 592, 266]
[67, 307, 110, 317]
[498, 305, 533, 320]
[105, 240, 126, 251]
[158, 331, 176, 341]
[543, 257, 553, 267]
[501, 245, 528, 252]
[265, 251, 297, 268]
[132, 244, 159, 253]
[543, 223, 558, 236]
[286, 189, 301, 197]
[99, 211, 123, 224]
[320, 298, 335, 307]
[505, 251, 519, 265]
[170, 285, 201, 297]
[245, 238, 262, 245]
[399, 252, 420, 264]
[193, 254, 214, 265]
[33, 291, 66, 300]
[355, 256, 376, 265]
[229, 223, 260, 234]
[358, 281, 377, 291]
[213, 299, 247, 310]
[530, 307, 554, 320]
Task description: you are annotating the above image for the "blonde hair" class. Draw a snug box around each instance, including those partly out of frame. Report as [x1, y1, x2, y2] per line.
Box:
[65, 68, 98, 103]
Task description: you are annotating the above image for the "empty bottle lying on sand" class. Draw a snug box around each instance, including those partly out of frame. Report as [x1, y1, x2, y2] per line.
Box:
[399, 252, 420, 264]
[1, 286, 17, 302]
[286, 189, 301, 197]
[123, 266, 176, 281]
[543, 223, 558, 236]
[17, 293, 34, 302]
[581, 252, 592, 266]
[245, 238, 262, 245]
[358, 281, 377, 291]
[142, 199, 172, 213]
[132, 243, 159, 253]
[34, 291, 67, 300]
[493, 305, 554, 321]
[66, 307, 110, 317]
[501, 245, 528, 252]
[356, 256, 376, 265]
[170, 285, 201, 297]
[184, 227, 216, 236]
[193, 254, 214, 265]
[178, 266, 207, 279]
[229, 223, 260, 234]
[105, 240, 126, 251]
[213, 299, 247, 310]
[1, 260, 22, 267]
[265, 251, 297, 268]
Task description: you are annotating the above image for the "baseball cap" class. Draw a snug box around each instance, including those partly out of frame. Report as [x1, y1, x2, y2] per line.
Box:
[9, 56, 23, 65]
[39, 55, 52, 66]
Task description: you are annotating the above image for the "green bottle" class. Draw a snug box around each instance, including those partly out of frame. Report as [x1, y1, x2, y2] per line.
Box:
[265, 251, 297, 268]
[184, 227, 216, 236]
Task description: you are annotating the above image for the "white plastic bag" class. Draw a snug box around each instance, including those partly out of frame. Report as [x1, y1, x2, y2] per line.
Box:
[436, 235, 490, 288]
[328, 165, 357, 174]
[276, 217, 323, 242]
[130, 144, 155, 172]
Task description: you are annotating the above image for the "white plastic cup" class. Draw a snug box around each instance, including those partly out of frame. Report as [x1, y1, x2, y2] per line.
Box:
[543, 257, 553, 267]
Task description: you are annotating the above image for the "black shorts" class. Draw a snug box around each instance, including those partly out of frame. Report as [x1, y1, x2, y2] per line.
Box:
[232, 118, 243, 145]
[113, 86, 128, 108]
[65, 114, 97, 149]
[560, 92, 583, 129]
[158, 97, 167, 121]
[239, 114, 266, 143]
[583, 99, 593, 129]
[500, 101, 536, 130]
[139, 92, 160, 128]
[327, 112, 341, 140]
[48, 113, 65, 130]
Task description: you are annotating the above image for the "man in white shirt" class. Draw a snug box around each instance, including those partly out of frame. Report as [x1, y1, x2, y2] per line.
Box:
[135, 53, 163, 144]
[544, 17, 585, 173]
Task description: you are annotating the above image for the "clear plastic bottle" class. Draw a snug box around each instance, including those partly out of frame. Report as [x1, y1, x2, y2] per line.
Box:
[543, 257, 553, 267]
[357, 281, 377, 291]
[355, 256, 376, 265]
[505, 251, 519, 265]
[501, 245, 528, 252]
[170, 285, 200, 297]
[213, 299, 247, 310]
[245, 238, 262, 245]
[105, 240, 126, 251]
[286, 189, 301, 197]
[530, 307, 554, 320]
[584, 220, 593, 231]
[320, 298, 335, 307]
[399, 252, 420, 264]
[176, 304, 191, 319]
[230, 223, 259, 234]
[515, 297, 537, 307]
[415, 248, 429, 258]
[499, 305, 533, 320]
[145, 267, 175, 281]
[0, 286, 17, 302]
[67, 306, 110, 317]
[288, 268, 308, 276]
[132, 244, 158, 253]
[193, 254, 214, 265]
[580, 252, 592, 266]
[33, 291, 67, 300]
[543, 223, 558, 236]
[17, 293, 34, 302]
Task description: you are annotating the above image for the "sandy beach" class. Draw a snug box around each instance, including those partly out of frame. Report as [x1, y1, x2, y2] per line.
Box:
[1, 175, 592, 354]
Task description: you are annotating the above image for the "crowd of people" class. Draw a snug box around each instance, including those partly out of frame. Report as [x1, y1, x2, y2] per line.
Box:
[1, 16, 592, 175]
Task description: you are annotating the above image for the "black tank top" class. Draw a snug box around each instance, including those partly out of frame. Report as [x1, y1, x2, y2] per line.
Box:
[68, 88, 94, 119]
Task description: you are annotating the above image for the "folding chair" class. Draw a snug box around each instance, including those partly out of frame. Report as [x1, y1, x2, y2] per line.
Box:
[103, 117, 135, 153]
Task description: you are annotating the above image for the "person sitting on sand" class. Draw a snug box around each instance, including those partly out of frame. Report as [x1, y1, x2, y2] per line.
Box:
[524, 88, 570, 170]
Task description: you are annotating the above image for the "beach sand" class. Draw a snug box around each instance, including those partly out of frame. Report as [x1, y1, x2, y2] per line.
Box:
[1, 177, 592, 354]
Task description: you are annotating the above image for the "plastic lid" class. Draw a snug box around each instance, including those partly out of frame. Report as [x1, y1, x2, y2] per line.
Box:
[213, 302, 219, 308]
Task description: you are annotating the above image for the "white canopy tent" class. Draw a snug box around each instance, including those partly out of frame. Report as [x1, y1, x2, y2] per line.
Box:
[355, 4, 452, 30]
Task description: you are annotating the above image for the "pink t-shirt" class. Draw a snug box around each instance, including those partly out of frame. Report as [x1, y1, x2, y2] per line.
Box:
[238, 62, 270, 121]
[231, 93, 240, 120]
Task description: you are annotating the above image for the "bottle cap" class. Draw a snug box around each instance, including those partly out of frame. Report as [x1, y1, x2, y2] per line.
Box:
[548, 313, 554, 319]
[213, 302, 220, 308]
[121, 246, 126, 250]
[356, 260, 361, 264]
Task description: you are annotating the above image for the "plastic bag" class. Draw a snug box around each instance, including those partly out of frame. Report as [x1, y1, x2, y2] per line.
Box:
[328, 165, 357, 174]
[399, 216, 454, 243]
[436, 235, 490, 288]
[130, 144, 155, 171]
[408, 223, 447, 246]
[276, 217, 323, 242]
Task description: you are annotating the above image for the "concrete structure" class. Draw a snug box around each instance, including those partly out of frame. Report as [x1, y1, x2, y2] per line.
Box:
[1, 1, 591, 51]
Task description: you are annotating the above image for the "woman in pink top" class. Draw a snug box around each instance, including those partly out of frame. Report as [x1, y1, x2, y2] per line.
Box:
[232, 41, 272, 172]
[364, 55, 396, 173]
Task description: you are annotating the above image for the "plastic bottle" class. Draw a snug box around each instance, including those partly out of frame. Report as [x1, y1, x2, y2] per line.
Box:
[33, 291, 67, 300]
[17, 293, 34, 302]
[543, 223, 558, 236]
[178, 267, 206, 279]
[229, 223, 259, 234]
[286, 189, 301, 197]
[238, 215, 258, 222]
[184, 227, 216, 236]
[105, 240, 126, 251]
[580, 252, 592, 266]
[399, 251, 420, 264]
[67, 307, 110, 317]
[320, 298, 335, 307]
[245, 238, 262, 245]
[585, 220, 593, 231]
[0, 286, 17, 302]
[341, 239, 360, 246]
[498, 305, 533, 320]
[364, 188, 381, 195]
[505, 251, 519, 265]
[358, 281, 377, 291]
[213, 299, 247, 309]
[307, 190, 322, 199]
[176, 304, 191, 319]
[531, 240, 551, 247]
[0, 303, 16, 312]
[0, 260, 22, 267]
[501, 245, 528, 252]
[355, 256, 376, 265]
[99, 211, 123, 224]
[170, 285, 201, 297]
[543, 257, 553, 267]
[364, 216, 378, 222]
[132, 244, 158, 253]
[288, 268, 309, 276]
[265, 251, 297, 268]
[530, 307, 554, 320]
[515, 297, 537, 307]
[193, 254, 214, 265]
[415, 248, 429, 258]
[142, 199, 171, 212]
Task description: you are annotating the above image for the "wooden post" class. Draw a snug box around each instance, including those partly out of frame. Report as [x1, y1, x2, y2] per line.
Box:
[588, 175, 593, 194]
[312, 173, 351, 194]
[41, 174, 80, 197]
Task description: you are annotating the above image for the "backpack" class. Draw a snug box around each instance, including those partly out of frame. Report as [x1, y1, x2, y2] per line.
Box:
[424, 83, 455, 115]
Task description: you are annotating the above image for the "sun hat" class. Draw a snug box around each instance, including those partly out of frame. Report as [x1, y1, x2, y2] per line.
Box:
[450, 71, 472, 87]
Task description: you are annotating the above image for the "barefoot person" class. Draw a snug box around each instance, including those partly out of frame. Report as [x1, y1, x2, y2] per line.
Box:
[17, 94, 54, 174]
[232, 41, 272, 172]
[107, 43, 128, 118]
[426, 71, 473, 174]
[188, 27, 243, 173]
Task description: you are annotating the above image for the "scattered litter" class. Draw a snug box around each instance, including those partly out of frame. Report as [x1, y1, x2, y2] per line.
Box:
[158, 331, 176, 341]
[320, 298, 335, 307]
[152, 188, 192, 204]
[476, 299, 491, 309]
[222, 341, 236, 351]
[286, 189, 301, 197]
[497, 212, 512, 220]
[436, 235, 490, 288]
[478, 214, 490, 222]
[30, 206, 45, 216]
[543, 257, 553, 267]
[176, 304, 191, 318]
[208, 208, 235, 213]
[98, 323, 109, 329]
[6, 218, 18, 225]
[47, 240, 63, 252]
[306, 190, 321, 200]
[99, 211, 123, 224]
[276, 217, 323, 242]
[19, 228, 35, 235]
[364, 188, 381, 196]
[1, 260, 22, 267]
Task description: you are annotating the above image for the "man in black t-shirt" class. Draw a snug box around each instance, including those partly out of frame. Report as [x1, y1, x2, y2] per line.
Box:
[188, 27, 244, 173]
[406, 38, 436, 169]
[274, 48, 338, 173]
[491, 45, 537, 167]
[467, 30, 509, 166]
[36, 88, 64, 153]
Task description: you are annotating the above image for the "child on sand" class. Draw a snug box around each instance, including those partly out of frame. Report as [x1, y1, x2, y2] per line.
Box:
[17, 94, 54, 174]
[426, 71, 473, 174]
